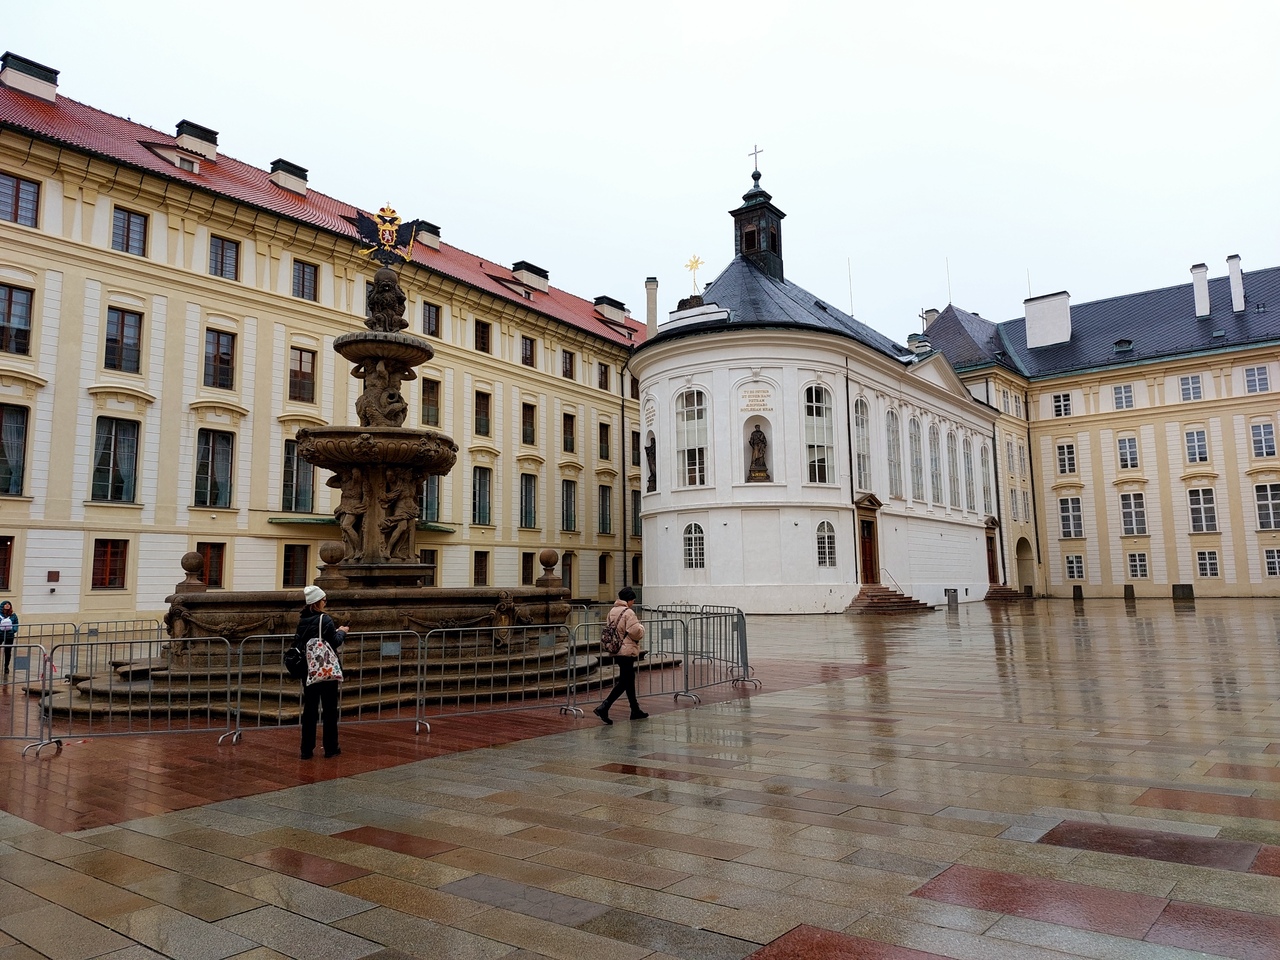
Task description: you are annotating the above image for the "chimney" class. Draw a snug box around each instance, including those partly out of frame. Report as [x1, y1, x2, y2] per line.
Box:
[512, 260, 548, 293]
[0, 52, 58, 103]
[923, 307, 940, 330]
[1024, 290, 1072, 348]
[1227, 254, 1245, 313]
[594, 295, 627, 325]
[268, 158, 308, 195]
[1191, 263, 1210, 318]
[645, 277, 659, 337]
[906, 333, 932, 355]
[175, 120, 218, 160]
[416, 221, 441, 251]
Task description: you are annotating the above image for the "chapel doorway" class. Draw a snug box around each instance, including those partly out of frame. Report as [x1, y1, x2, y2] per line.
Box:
[1015, 537, 1035, 596]
[854, 493, 883, 586]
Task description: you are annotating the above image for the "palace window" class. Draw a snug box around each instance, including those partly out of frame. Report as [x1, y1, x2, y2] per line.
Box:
[520, 473, 537, 528]
[471, 466, 491, 525]
[981, 445, 992, 514]
[1065, 555, 1084, 580]
[0, 404, 26, 495]
[522, 551, 536, 586]
[1113, 384, 1134, 410]
[0, 172, 39, 226]
[521, 334, 535, 367]
[1179, 374, 1203, 401]
[292, 260, 318, 301]
[948, 433, 961, 507]
[1057, 442, 1076, 475]
[631, 430, 641, 467]
[963, 438, 976, 511]
[1059, 497, 1083, 538]
[92, 539, 128, 589]
[419, 548, 438, 586]
[562, 412, 576, 453]
[112, 208, 147, 256]
[474, 391, 491, 437]
[683, 522, 705, 569]
[1245, 365, 1270, 394]
[1127, 552, 1149, 579]
[281, 440, 314, 512]
[521, 403, 536, 445]
[908, 418, 924, 500]
[105, 307, 142, 373]
[1018, 442, 1027, 476]
[598, 362, 611, 391]
[805, 385, 834, 484]
[1010, 488, 1019, 521]
[0, 283, 32, 356]
[1185, 428, 1208, 463]
[561, 349, 575, 380]
[854, 398, 871, 490]
[1118, 436, 1139, 470]
[1120, 492, 1147, 536]
[473, 319, 491, 353]
[421, 378, 440, 426]
[283, 544, 309, 588]
[288, 347, 315, 403]
[1252, 422, 1276, 458]
[599, 422, 611, 461]
[209, 236, 239, 280]
[1266, 548, 1280, 577]
[420, 475, 440, 522]
[91, 417, 138, 502]
[194, 429, 234, 507]
[816, 520, 836, 567]
[203, 329, 235, 389]
[929, 424, 943, 504]
[1256, 483, 1280, 529]
[0, 536, 9, 590]
[1197, 550, 1220, 578]
[1188, 488, 1217, 533]
[598, 484, 612, 534]
[676, 389, 708, 486]
[196, 542, 225, 588]
[1052, 393, 1072, 417]
[561, 479, 577, 531]
[631, 488, 642, 536]
[1007, 439, 1016, 472]
[885, 409, 903, 498]
[422, 302, 440, 337]
[473, 551, 489, 587]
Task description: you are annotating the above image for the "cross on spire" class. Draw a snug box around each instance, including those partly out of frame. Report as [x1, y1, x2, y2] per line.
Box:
[748, 144, 764, 172]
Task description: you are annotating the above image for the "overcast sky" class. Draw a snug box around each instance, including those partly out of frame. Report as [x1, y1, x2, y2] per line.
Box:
[8, 1, 1279, 346]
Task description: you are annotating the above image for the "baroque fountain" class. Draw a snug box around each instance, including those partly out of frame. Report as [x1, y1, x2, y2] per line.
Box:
[44, 210, 590, 723]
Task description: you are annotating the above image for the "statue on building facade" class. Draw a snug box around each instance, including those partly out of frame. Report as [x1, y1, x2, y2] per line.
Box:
[747, 425, 771, 482]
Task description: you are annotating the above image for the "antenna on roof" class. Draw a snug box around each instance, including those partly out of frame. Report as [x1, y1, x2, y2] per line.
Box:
[946, 257, 952, 304]
[847, 258, 854, 315]
[1027, 268, 1032, 297]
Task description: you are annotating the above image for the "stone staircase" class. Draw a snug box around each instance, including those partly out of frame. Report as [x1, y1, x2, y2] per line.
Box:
[983, 584, 1028, 602]
[847, 585, 933, 615]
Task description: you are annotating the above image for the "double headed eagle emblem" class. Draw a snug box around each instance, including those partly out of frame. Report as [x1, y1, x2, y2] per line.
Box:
[348, 203, 426, 266]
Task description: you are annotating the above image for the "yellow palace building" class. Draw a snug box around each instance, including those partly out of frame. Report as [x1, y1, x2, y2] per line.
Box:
[0, 52, 645, 622]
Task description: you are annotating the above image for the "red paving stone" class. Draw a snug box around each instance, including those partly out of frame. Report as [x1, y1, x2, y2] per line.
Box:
[244, 847, 372, 885]
[332, 826, 458, 859]
[1251, 845, 1280, 877]
[912, 864, 1168, 939]
[1146, 901, 1280, 960]
[1207, 762, 1280, 783]
[747, 925, 948, 959]
[1134, 787, 1280, 822]
[1039, 820, 1262, 871]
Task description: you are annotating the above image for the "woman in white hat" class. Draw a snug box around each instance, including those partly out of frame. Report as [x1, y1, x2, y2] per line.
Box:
[292, 585, 349, 759]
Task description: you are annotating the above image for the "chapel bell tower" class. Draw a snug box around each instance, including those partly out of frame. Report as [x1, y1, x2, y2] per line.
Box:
[730, 168, 786, 281]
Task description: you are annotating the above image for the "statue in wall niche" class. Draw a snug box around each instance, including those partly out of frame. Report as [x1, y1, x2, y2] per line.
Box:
[379, 466, 420, 561]
[330, 467, 366, 561]
[645, 436, 657, 492]
[747, 425, 771, 482]
[354, 358, 411, 427]
[365, 266, 410, 332]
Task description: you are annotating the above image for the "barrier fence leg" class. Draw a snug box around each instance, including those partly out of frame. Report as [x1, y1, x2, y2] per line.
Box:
[675, 620, 700, 703]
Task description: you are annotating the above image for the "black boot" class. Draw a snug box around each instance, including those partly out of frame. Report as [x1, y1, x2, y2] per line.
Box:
[592, 704, 612, 725]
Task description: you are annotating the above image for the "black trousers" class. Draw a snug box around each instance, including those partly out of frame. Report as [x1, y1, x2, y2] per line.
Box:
[301, 679, 340, 757]
[602, 655, 641, 714]
[1, 635, 13, 674]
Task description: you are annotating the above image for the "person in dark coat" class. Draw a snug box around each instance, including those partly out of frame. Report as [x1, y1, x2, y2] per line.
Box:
[0, 600, 17, 677]
[293, 585, 349, 759]
[593, 586, 647, 724]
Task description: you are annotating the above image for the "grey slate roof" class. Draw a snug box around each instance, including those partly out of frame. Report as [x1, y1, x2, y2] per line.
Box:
[644, 255, 910, 361]
[931, 266, 1280, 379]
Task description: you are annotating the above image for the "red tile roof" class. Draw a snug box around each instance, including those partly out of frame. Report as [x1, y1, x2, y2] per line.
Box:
[0, 84, 645, 348]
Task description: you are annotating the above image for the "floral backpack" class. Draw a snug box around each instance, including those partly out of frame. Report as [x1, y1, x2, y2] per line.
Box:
[305, 635, 343, 685]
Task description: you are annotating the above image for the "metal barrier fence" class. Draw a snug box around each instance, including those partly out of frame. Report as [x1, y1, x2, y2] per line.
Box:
[69, 619, 164, 680]
[15, 622, 78, 681]
[0, 642, 60, 755]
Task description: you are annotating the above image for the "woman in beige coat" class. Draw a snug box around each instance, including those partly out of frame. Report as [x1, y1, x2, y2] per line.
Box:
[593, 586, 647, 724]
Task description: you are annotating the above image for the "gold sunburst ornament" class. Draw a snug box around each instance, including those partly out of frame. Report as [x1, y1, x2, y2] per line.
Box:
[685, 254, 705, 292]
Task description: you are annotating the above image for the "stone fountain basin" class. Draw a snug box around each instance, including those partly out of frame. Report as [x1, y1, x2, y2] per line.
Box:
[333, 330, 434, 366]
[295, 426, 459, 472]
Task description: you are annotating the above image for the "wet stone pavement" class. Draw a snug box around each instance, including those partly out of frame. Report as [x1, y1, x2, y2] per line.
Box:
[1, 598, 1279, 960]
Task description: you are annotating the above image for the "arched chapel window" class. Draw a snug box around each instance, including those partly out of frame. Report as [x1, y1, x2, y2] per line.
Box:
[929, 424, 943, 505]
[981, 444, 993, 514]
[805, 385, 834, 483]
[963, 438, 976, 512]
[676, 390, 708, 487]
[854, 398, 871, 490]
[947, 432, 961, 507]
[885, 409, 903, 498]
[909, 418, 925, 500]
[683, 522, 705, 569]
[816, 521, 836, 567]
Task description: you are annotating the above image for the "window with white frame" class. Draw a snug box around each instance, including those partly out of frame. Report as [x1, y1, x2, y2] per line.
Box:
[1266, 548, 1280, 577]
[908, 417, 924, 500]
[598, 484, 612, 534]
[1065, 555, 1084, 580]
[1128, 552, 1149, 578]
[519, 473, 537, 528]
[1185, 428, 1208, 463]
[854, 398, 871, 489]
[1006, 438, 1015, 472]
[1001, 389, 1010, 413]
[1057, 442, 1076, 475]
[1052, 393, 1072, 417]
[1196, 550, 1220, 577]
[885, 409, 903, 498]
[683, 522, 705, 569]
[1251, 422, 1276, 458]
[1018, 441, 1027, 476]
[1179, 374, 1203, 401]
[0, 283, 32, 356]
[281, 439, 314, 512]
[1187, 488, 1217, 532]
[981, 445, 992, 514]
[963, 438, 975, 511]
[0, 404, 27, 495]
[1113, 384, 1134, 410]
[676, 389, 708, 486]
[1022, 489, 1030, 519]
[816, 521, 836, 567]
[805, 385, 835, 483]
[420, 475, 440, 522]
[0, 171, 39, 227]
[1014, 395, 1022, 418]
[1120, 492, 1147, 535]
[929, 424, 943, 505]
[947, 432, 961, 507]
[91, 417, 138, 502]
[1245, 366, 1270, 394]
[472, 466, 492, 525]
[1257, 483, 1280, 529]
[561, 479, 577, 531]
[1059, 497, 1083, 538]
[1118, 436, 1139, 470]
[194, 429, 234, 507]
[1010, 488, 1019, 521]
